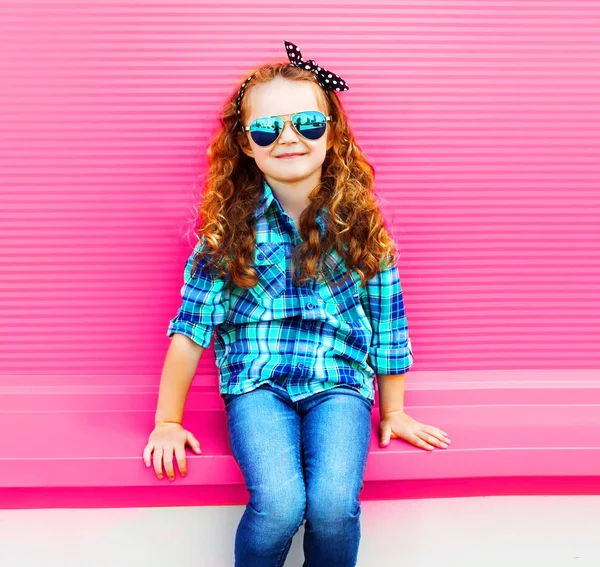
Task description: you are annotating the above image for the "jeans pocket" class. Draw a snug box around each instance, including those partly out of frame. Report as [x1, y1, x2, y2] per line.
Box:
[250, 242, 286, 300]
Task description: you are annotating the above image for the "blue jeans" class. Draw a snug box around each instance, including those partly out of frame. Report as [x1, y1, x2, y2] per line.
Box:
[223, 383, 373, 567]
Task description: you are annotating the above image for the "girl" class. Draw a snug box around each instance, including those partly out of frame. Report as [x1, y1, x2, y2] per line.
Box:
[143, 40, 451, 567]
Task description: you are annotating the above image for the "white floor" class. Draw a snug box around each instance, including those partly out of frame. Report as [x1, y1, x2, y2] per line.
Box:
[0, 496, 599, 566]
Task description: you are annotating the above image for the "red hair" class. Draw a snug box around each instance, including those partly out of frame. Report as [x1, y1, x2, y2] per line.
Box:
[191, 62, 398, 290]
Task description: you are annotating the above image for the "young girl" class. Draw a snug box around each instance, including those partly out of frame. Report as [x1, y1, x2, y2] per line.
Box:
[143, 40, 451, 567]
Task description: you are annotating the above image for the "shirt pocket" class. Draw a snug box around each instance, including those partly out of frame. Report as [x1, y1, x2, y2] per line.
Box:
[249, 241, 286, 300]
[316, 249, 362, 312]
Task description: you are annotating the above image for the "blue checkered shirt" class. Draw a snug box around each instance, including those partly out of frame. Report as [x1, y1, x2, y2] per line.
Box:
[167, 179, 414, 402]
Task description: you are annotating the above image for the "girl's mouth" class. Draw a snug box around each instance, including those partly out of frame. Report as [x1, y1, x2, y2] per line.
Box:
[276, 154, 306, 160]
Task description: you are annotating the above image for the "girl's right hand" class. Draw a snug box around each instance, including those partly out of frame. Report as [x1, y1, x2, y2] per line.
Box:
[143, 422, 202, 481]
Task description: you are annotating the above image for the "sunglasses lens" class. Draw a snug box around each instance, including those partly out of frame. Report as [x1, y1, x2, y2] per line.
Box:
[293, 111, 327, 140]
[249, 116, 284, 146]
[248, 111, 328, 146]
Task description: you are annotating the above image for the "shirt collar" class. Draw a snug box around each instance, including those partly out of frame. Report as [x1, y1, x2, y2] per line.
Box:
[253, 178, 276, 219]
[255, 178, 327, 233]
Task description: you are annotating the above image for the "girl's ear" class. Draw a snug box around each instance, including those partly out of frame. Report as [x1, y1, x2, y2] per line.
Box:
[241, 144, 254, 158]
[239, 133, 254, 158]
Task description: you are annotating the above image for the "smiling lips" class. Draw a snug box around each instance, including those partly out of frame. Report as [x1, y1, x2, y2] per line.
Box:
[276, 153, 306, 159]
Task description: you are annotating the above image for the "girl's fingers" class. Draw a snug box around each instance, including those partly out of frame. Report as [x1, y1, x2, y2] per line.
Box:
[163, 447, 176, 481]
[424, 425, 451, 444]
[174, 443, 187, 478]
[186, 431, 202, 454]
[143, 443, 153, 466]
[153, 446, 164, 479]
[414, 433, 435, 450]
[422, 430, 449, 449]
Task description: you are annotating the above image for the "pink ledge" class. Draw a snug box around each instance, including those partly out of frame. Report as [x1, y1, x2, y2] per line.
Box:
[1, 371, 599, 509]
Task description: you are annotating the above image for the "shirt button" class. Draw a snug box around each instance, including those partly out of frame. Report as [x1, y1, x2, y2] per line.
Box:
[297, 363, 304, 370]
[257, 253, 265, 261]
[306, 303, 314, 310]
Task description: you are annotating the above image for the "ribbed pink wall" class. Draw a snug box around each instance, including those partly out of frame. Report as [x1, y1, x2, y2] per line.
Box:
[1, 1, 599, 385]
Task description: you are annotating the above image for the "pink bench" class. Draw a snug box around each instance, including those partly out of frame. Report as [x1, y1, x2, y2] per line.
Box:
[2, 368, 599, 509]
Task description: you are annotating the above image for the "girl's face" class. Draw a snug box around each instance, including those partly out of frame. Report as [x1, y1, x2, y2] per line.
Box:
[240, 77, 332, 185]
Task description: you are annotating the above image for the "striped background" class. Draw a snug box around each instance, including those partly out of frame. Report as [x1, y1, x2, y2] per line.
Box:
[1, 1, 599, 386]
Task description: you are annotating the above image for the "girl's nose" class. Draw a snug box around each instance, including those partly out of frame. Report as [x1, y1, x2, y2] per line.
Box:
[278, 120, 301, 142]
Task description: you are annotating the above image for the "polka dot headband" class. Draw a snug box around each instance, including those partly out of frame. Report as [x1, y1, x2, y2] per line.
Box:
[235, 40, 349, 131]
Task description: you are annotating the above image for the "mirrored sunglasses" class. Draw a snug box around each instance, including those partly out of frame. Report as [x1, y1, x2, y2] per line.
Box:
[243, 110, 331, 147]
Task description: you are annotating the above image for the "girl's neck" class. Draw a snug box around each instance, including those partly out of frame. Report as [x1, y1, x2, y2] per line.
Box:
[264, 173, 320, 218]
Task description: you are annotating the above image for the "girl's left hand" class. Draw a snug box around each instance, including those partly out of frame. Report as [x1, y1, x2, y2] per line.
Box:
[379, 410, 451, 451]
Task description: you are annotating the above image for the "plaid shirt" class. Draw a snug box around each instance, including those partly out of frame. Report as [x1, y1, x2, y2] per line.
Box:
[167, 179, 414, 403]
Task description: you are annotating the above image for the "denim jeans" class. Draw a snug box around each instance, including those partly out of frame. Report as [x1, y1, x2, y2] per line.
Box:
[223, 383, 373, 567]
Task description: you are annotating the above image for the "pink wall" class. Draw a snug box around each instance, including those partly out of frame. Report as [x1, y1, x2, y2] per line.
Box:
[1, 1, 599, 388]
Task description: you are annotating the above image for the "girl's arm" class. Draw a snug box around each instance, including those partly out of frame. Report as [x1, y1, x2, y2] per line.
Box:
[155, 333, 205, 425]
[159, 238, 229, 424]
[376, 372, 405, 416]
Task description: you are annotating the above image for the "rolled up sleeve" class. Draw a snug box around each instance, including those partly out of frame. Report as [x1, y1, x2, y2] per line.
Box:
[166, 239, 229, 348]
[360, 258, 414, 374]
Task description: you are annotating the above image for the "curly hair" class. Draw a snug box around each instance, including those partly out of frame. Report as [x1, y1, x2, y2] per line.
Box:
[190, 62, 399, 291]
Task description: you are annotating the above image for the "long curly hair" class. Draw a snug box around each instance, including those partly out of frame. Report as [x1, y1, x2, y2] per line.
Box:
[190, 62, 399, 290]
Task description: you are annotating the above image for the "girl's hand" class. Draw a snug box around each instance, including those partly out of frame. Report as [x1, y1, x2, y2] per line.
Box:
[379, 410, 451, 451]
[143, 422, 202, 481]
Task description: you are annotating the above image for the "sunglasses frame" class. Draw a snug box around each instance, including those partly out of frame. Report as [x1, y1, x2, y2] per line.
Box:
[243, 110, 332, 146]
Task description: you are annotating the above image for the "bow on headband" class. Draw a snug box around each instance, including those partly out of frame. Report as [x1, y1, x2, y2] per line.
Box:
[235, 40, 349, 129]
[283, 40, 349, 92]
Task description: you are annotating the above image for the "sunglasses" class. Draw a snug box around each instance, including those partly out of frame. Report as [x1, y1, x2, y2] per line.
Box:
[243, 110, 332, 147]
